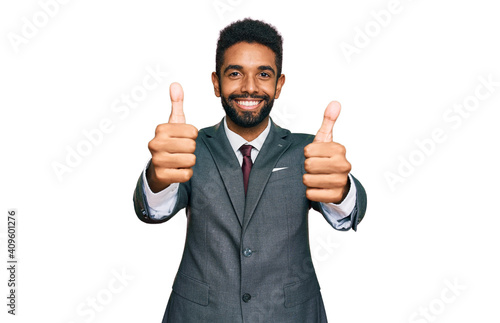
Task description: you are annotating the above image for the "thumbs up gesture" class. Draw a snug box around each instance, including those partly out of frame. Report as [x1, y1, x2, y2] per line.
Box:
[146, 83, 198, 193]
[303, 101, 351, 203]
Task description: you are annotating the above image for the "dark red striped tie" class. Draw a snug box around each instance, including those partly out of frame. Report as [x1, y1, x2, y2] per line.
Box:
[239, 145, 253, 195]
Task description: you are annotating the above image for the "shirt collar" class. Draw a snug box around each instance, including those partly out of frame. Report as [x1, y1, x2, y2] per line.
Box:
[223, 117, 271, 154]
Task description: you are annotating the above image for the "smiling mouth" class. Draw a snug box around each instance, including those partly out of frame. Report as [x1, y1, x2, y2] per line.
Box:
[235, 100, 262, 110]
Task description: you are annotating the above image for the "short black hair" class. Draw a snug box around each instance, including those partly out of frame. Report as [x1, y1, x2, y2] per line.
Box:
[215, 18, 283, 78]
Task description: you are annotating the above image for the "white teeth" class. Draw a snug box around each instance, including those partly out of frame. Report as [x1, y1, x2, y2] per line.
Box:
[237, 100, 260, 107]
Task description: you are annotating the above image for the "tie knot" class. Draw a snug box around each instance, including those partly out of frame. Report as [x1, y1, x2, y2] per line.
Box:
[239, 144, 253, 158]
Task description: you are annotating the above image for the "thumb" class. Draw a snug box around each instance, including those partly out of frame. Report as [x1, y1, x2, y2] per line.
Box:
[168, 82, 186, 124]
[313, 101, 341, 142]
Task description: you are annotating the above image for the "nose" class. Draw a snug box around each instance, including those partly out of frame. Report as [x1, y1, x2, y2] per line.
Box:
[241, 75, 258, 95]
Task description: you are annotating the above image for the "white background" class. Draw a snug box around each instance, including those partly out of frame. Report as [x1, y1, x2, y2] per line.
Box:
[1, 0, 499, 322]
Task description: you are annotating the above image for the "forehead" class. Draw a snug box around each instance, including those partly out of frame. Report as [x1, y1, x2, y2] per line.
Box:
[222, 42, 276, 69]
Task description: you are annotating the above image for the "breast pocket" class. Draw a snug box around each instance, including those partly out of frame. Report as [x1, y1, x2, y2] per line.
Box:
[267, 167, 303, 184]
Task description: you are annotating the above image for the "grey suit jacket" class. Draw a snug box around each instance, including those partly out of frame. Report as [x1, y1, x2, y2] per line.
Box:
[133, 120, 367, 323]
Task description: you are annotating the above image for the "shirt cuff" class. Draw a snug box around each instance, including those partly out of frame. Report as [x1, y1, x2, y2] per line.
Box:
[142, 162, 180, 220]
[320, 174, 357, 230]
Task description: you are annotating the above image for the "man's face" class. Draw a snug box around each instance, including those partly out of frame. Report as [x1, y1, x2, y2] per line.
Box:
[212, 42, 285, 128]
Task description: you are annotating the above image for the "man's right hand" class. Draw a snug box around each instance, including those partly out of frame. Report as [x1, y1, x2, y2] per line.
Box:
[146, 82, 198, 193]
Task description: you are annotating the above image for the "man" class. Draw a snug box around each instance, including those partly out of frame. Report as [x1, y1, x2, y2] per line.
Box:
[133, 18, 367, 322]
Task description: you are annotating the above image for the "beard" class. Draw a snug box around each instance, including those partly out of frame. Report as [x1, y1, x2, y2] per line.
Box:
[221, 92, 275, 128]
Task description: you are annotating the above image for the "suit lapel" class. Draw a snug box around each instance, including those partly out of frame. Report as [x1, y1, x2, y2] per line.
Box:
[200, 121, 246, 226]
[243, 122, 291, 229]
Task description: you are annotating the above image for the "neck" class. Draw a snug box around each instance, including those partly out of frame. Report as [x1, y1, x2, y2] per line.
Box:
[226, 116, 270, 142]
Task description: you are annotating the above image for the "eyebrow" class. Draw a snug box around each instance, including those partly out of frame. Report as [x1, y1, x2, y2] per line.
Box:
[223, 64, 276, 75]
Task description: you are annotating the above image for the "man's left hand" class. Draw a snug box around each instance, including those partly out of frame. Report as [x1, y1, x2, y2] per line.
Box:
[303, 101, 351, 203]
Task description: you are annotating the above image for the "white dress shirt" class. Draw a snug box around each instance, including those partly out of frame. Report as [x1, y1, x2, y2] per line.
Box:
[142, 118, 357, 230]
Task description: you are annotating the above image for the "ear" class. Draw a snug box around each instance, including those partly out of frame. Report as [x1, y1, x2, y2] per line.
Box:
[274, 74, 286, 99]
[211, 72, 221, 97]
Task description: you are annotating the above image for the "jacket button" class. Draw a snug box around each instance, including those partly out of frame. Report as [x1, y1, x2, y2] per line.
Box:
[242, 293, 251, 302]
[243, 248, 253, 257]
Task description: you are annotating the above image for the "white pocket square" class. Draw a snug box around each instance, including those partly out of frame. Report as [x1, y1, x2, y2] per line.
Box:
[272, 167, 288, 172]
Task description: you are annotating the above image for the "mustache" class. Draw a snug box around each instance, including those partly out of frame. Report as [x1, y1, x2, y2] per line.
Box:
[228, 94, 269, 101]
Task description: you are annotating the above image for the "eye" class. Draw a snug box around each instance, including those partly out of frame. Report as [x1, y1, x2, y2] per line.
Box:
[228, 71, 241, 78]
[259, 72, 271, 78]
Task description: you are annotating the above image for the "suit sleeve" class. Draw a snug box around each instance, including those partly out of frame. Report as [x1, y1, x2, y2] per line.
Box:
[132, 166, 190, 224]
[311, 174, 367, 231]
